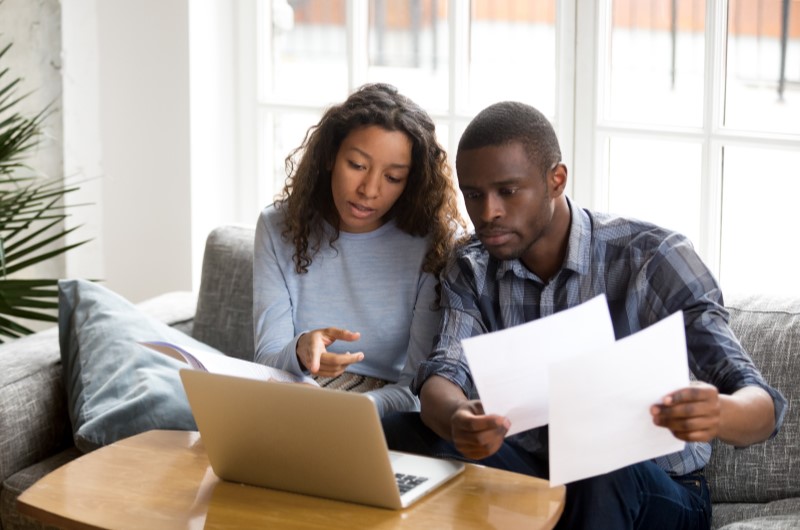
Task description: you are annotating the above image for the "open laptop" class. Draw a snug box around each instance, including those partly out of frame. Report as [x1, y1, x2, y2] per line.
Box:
[179, 369, 465, 510]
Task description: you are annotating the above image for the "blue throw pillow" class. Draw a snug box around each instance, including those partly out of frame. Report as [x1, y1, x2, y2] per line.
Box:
[58, 279, 218, 452]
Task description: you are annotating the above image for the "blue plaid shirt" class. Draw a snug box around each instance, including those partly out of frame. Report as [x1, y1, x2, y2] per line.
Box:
[414, 198, 786, 475]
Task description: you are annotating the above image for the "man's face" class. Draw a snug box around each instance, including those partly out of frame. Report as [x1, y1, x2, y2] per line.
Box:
[456, 142, 556, 265]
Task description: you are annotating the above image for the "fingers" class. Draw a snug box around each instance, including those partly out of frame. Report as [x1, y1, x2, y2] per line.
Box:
[320, 327, 361, 345]
[315, 351, 364, 378]
[651, 383, 721, 442]
[451, 401, 510, 460]
[297, 327, 362, 374]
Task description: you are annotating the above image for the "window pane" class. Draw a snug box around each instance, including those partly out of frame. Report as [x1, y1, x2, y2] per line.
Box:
[605, 0, 706, 127]
[468, 0, 557, 116]
[720, 146, 800, 296]
[606, 137, 702, 247]
[367, 0, 450, 112]
[724, 0, 800, 134]
[262, 0, 348, 104]
[258, 109, 322, 207]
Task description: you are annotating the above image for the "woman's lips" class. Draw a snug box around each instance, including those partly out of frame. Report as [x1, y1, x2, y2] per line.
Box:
[347, 201, 375, 219]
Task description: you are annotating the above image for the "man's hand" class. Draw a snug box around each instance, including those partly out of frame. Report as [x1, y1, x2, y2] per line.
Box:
[450, 400, 510, 460]
[296, 327, 364, 377]
[651, 381, 721, 443]
[652, 383, 776, 447]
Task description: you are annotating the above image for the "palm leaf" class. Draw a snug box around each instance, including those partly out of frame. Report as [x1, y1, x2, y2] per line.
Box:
[0, 40, 92, 342]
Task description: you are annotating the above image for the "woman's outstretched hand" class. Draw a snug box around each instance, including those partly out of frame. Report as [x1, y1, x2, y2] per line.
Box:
[296, 327, 364, 377]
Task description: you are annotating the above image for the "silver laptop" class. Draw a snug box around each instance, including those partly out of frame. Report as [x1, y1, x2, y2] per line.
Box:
[179, 369, 465, 509]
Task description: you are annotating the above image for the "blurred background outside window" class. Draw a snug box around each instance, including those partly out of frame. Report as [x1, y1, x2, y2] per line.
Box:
[246, 0, 800, 296]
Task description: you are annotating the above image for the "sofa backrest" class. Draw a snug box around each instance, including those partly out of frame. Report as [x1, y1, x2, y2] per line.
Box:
[192, 225, 256, 361]
[706, 294, 800, 503]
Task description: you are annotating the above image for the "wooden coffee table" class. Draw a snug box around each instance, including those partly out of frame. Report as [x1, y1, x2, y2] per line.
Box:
[17, 429, 565, 529]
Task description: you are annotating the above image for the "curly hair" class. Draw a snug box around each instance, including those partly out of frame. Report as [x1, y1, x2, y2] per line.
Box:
[276, 83, 465, 276]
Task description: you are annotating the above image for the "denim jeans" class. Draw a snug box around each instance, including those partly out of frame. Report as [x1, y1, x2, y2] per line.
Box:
[382, 412, 712, 530]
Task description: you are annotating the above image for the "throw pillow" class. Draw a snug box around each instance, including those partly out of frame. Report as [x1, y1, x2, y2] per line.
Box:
[58, 279, 217, 452]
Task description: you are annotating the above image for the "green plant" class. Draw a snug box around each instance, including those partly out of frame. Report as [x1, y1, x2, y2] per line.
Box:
[0, 41, 89, 342]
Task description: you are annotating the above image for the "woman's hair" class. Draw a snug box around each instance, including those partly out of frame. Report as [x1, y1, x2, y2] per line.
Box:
[276, 83, 464, 276]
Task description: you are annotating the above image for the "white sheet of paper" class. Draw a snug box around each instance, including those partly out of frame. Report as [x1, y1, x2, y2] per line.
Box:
[548, 311, 689, 486]
[462, 295, 616, 436]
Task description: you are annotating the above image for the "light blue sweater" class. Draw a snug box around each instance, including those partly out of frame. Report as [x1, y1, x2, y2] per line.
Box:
[253, 204, 441, 416]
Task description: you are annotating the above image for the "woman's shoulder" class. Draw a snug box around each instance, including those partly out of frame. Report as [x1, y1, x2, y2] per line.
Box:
[258, 202, 291, 233]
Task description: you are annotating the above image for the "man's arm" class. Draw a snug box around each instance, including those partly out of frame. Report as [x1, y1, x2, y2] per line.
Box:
[644, 236, 785, 447]
[652, 383, 776, 447]
[420, 375, 510, 460]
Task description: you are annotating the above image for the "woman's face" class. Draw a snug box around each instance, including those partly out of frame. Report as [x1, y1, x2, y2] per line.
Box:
[330, 125, 412, 233]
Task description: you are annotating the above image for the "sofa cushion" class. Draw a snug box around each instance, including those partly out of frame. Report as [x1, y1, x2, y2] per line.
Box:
[58, 279, 220, 452]
[706, 294, 799, 503]
[0, 328, 72, 486]
[192, 225, 256, 360]
[0, 446, 81, 530]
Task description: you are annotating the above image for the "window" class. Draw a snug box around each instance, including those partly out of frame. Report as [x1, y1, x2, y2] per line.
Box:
[574, 0, 800, 297]
[250, 0, 568, 209]
[244, 0, 800, 296]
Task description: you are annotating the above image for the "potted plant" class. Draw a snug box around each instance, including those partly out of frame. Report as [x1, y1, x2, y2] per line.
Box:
[0, 41, 89, 342]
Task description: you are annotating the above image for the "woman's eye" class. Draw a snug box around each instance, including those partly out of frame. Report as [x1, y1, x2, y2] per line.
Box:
[348, 161, 365, 170]
[386, 175, 402, 183]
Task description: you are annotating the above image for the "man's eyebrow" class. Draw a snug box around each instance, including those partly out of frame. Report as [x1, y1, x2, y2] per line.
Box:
[460, 177, 524, 190]
[348, 146, 411, 169]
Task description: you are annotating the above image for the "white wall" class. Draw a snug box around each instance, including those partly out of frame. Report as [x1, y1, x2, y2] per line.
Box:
[1, 0, 64, 279]
[60, 0, 243, 303]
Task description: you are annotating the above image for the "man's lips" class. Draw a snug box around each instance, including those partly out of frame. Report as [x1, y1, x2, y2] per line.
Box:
[478, 228, 514, 246]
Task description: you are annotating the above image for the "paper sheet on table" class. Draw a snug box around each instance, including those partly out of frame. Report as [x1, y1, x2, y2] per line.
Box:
[548, 311, 689, 486]
[462, 295, 616, 436]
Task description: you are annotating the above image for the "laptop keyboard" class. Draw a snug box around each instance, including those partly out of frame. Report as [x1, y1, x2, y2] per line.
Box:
[395, 473, 429, 494]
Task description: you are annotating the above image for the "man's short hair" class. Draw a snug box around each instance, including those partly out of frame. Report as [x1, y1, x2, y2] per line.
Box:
[457, 101, 562, 176]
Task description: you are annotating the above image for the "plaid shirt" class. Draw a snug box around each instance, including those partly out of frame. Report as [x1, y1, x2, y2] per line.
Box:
[414, 198, 786, 475]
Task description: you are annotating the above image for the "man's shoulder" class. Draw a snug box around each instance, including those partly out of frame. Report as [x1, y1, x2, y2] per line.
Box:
[584, 208, 690, 251]
[452, 233, 487, 263]
[441, 234, 493, 282]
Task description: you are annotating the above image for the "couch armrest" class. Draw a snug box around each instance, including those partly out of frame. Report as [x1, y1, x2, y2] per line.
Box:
[0, 328, 72, 486]
[136, 290, 197, 334]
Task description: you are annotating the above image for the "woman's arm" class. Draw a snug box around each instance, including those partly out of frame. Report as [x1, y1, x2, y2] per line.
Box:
[366, 270, 441, 416]
[252, 208, 306, 375]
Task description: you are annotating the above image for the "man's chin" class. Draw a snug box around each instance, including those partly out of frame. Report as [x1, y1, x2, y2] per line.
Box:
[481, 242, 520, 262]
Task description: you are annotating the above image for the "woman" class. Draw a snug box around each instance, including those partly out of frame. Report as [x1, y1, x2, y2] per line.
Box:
[253, 83, 464, 417]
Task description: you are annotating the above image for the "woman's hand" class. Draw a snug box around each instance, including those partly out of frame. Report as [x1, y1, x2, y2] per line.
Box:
[296, 327, 364, 377]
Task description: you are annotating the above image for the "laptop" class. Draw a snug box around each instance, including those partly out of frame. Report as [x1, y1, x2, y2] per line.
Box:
[179, 369, 465, 510]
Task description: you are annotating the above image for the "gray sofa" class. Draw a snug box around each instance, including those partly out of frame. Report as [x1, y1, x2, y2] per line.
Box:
[0, 225, 797, 529]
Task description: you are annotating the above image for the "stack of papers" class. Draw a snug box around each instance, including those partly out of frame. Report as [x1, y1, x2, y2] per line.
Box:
[462, 294, 689, 486]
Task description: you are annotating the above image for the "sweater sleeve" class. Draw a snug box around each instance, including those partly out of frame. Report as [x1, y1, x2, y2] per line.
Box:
[366, 270, 440, 416]
[252, 208, 306, 376]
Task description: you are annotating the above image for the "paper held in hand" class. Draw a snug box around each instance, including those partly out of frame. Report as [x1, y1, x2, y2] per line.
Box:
[462, 294, 689, 486]
[141, 341, 319, 386]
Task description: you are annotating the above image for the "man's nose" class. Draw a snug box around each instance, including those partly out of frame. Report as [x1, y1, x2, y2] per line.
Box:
[479, 194, 503, 223]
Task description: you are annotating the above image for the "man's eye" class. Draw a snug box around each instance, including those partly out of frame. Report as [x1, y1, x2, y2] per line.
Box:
[499, 188, 518, 196]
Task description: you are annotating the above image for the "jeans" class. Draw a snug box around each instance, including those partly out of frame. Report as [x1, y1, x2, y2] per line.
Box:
[382, 412, 712, 530]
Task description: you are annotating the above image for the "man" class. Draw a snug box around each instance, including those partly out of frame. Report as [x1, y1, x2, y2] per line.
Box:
[382, 102, 786, 529]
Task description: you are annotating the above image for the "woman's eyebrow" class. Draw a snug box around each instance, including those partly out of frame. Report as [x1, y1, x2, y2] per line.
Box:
[348, 146, 410, 169]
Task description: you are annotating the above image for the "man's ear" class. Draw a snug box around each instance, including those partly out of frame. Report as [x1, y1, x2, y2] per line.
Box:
[550, 163, 568, 196]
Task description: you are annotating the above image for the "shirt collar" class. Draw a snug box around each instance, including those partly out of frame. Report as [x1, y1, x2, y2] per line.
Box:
[493, 196, 591, 281]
